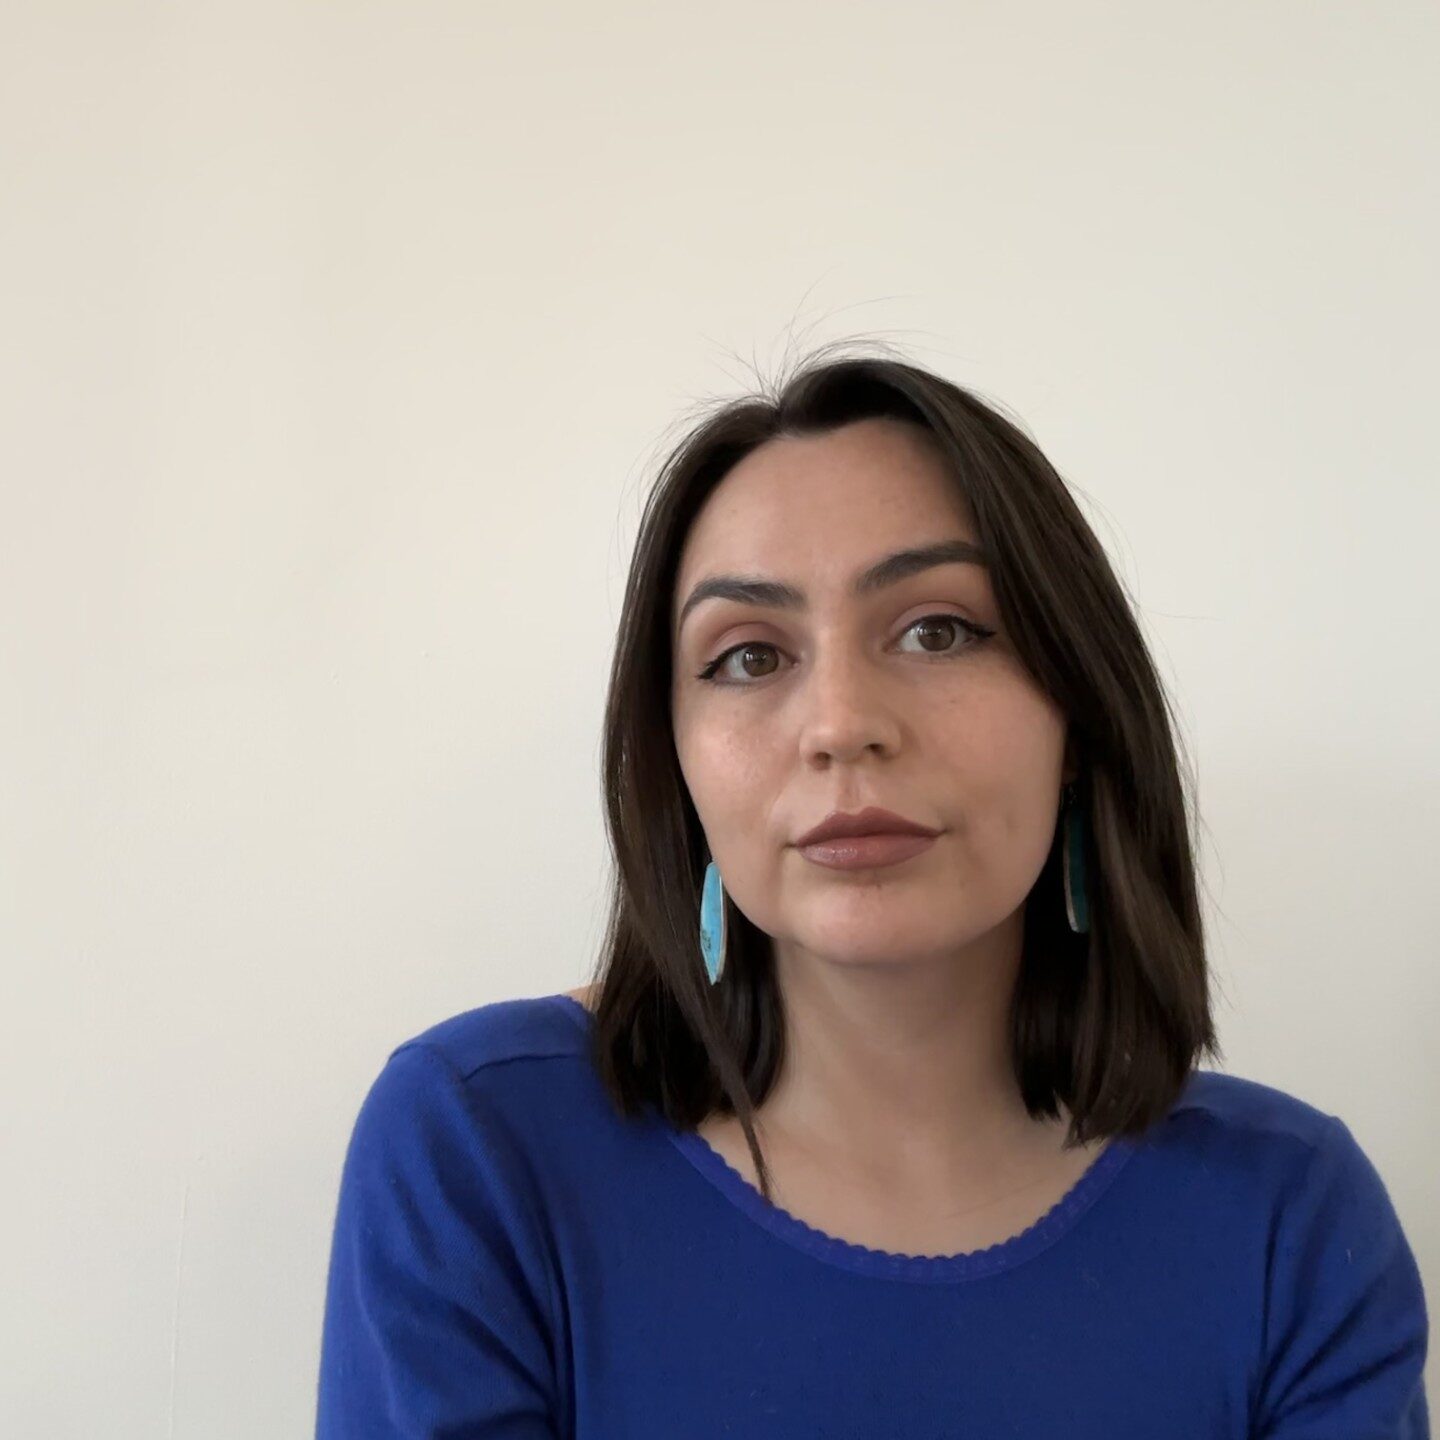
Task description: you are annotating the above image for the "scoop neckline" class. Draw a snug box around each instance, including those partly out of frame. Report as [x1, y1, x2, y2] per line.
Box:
[547, 990, 1140, 1284]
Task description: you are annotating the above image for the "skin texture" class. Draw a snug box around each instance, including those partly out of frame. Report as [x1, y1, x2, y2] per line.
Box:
[578, 416, 1110, 1253]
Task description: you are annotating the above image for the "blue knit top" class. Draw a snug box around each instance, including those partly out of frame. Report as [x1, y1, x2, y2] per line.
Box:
[316, 991, 1429, 1437]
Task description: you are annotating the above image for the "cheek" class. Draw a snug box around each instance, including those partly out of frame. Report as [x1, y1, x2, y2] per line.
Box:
[963, 766, 1065, 899]
[934, 691, 1066, 858]
[675, 720, 770, 834]
[938, 671, 1063, 764]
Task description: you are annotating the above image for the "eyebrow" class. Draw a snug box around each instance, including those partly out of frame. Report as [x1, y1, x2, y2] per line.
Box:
[674, 538, 990, 638]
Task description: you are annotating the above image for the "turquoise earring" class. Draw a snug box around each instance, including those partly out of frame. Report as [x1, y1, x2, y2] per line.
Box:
[1062, 781, 1091, 934]
[700, 858, 727, 985]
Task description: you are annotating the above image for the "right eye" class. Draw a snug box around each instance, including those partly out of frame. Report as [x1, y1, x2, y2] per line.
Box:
[695, 641, 782, 685]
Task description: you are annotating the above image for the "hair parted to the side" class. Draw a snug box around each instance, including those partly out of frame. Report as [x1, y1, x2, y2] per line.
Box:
[577, 339, 1222, 1207]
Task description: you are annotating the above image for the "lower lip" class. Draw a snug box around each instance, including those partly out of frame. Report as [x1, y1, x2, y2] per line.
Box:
[797, 833, 938, 870]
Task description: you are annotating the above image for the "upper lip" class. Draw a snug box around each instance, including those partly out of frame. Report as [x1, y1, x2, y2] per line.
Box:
[795, 807, 941, 847]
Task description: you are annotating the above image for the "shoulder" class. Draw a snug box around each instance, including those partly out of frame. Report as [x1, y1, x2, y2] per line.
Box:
[345, 991, 598, 1162]
[390, 989, 594, 1081]
[562, 983, 598, 1010]
[1147, 1068, 1348, 1221]
[334, 991, 607, 1223]
[1169, 1066, 1338, 1153]
[1163, 1068, 1411, 1231]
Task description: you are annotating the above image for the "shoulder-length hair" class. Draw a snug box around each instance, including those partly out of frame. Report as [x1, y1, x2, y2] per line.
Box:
[579, 342, 1221, 1205]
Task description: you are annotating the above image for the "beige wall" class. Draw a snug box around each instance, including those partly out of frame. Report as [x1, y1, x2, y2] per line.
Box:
[3, 3, 1436, 1434]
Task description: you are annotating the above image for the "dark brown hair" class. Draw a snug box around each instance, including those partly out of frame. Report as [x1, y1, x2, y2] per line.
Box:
[578, 341, 1222, 1204]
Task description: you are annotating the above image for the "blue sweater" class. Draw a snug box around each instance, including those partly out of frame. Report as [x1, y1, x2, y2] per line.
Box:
[316, 992, 1430, 1438]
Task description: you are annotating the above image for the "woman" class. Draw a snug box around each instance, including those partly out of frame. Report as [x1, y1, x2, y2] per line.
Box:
[315, 349, 1429, 1437]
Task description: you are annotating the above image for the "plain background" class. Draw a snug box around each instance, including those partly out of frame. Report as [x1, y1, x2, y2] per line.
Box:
[3, 3, 1436, 1434]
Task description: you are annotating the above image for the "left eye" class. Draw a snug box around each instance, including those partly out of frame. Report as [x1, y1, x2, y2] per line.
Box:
[897, 613, 990, 655]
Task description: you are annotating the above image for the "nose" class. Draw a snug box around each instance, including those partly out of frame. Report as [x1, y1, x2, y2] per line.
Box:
[796, 649, 903, 767]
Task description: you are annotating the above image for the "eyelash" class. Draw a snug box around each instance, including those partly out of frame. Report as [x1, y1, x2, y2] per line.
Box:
[695, 613, 996, 686]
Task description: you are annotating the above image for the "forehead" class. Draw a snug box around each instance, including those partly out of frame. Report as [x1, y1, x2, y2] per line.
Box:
[675, 418, 976, 580]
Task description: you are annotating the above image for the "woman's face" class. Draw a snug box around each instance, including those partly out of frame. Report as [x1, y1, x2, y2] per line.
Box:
[669, 417, 1074, 972]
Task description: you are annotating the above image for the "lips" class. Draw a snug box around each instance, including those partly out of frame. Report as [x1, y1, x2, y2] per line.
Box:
[794, 806, 941, 847]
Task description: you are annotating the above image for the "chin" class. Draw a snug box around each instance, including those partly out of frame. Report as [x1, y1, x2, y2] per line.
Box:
[796, 921, 978, 967]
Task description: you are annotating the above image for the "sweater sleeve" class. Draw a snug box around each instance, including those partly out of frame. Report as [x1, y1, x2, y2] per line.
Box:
[315, 1041, 562, 1439]
[1253, 1114, 1430, 1439]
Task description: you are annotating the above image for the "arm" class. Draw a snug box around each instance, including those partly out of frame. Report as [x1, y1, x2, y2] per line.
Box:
[315, 1042, 563, 1438]
[1253, 1113, 1429, 1438]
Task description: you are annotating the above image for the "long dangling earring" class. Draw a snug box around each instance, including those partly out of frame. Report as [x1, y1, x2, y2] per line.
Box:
[700, 858, 728, 985]
[1062, 780, 1091, 934]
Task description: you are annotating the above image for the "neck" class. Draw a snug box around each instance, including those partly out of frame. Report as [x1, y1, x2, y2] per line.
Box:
[757, 910, 1065, 1191]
